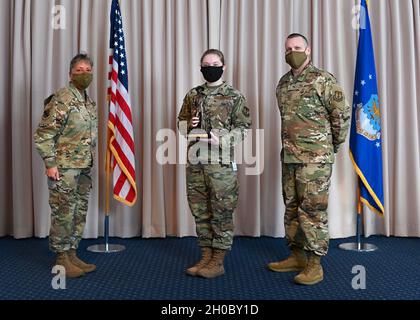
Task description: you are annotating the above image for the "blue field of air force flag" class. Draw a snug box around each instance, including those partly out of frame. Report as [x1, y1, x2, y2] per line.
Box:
[349, 0, 384, 216]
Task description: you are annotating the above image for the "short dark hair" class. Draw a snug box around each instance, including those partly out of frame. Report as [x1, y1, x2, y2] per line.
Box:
[69, 53, 94, 73]
[287, 33, 308, 46]
[200, 49, 225, 65]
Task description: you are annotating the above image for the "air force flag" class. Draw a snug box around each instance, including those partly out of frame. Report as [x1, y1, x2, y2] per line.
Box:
[349, 0, 384, 215]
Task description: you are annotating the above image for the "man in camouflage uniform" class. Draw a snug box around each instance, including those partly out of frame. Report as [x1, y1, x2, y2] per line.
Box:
[267, 34, 351, 285]
[178, 49, 251, 278]
[34, 53, 97, 278]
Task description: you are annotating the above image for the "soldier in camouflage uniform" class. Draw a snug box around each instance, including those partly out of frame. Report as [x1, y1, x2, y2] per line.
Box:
[178, 49, 251, 278]
[267, 34, 351, 285]
[34, 53, 98, 278]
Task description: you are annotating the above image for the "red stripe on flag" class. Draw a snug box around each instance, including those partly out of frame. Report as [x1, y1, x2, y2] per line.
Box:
[111, 69, 118, 83]
[111, 139, 135, 178]
[113, 115, 135, 153]
[125, 188, 136, 203]
[108, 113, 116, 126]
[116, 90, 133, 123]
[114, 172, 126, 195]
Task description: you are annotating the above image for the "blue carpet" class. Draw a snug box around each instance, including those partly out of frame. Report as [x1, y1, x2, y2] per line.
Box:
[0, 236, 419, 300]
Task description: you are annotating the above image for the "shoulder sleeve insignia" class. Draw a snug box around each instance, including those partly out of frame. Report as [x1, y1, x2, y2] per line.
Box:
[333, 91, 344, 102]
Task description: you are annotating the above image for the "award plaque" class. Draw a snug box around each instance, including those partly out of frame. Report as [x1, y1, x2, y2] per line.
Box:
[188, 131, 210, 139]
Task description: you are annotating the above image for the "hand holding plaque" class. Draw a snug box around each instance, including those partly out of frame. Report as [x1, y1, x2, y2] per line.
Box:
[188, 109, 210, 140]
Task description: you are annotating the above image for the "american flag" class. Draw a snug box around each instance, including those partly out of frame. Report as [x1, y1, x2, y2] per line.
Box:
[107, 0, 137, 206]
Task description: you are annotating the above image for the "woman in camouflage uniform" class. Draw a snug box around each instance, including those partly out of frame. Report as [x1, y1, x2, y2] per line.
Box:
[34, 54, 98, 278]
[178, 49, 252, 278]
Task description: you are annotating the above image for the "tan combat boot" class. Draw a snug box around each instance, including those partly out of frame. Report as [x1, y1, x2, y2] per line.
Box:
[267, 247, 307, 272]
[186, 247, 212, 276]
[196, 249, 226, 278]
[294, 252, 323, 285]
[68, 249, 96, 273]
[55, 252, 85, 278]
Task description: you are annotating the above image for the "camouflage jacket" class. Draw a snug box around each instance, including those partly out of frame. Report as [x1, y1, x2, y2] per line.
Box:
[34, 83, 97, 169]
[178, 82, 252, 164]
[276, 64, 351, 163]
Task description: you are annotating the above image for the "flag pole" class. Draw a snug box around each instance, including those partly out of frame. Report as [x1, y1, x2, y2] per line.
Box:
[102, 129, 126, 252]
[87, 126, 126, 253]
[104, 130, 111, 251]
[339, 184, 378, 252]
[356, 187, 362, 250]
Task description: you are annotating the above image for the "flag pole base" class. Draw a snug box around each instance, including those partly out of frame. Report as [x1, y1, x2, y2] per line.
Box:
[87, 216, 125, 253]
[87, 244, 125, 253]
[338, 242, 377, 252]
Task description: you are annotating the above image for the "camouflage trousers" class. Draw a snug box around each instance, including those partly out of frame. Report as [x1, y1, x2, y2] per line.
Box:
[48, 168, 92, 253]
[282, 163, 332, 256]
[186, 163, 239, 250]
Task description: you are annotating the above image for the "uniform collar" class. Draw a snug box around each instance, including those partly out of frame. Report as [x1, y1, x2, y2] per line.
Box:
[68, 82, 86, 102]
[288, 62, 314, 83]
[199, 81, 230, 96]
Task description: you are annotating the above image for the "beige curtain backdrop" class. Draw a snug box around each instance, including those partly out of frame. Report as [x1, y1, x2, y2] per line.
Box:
[0, 0, 419, 239]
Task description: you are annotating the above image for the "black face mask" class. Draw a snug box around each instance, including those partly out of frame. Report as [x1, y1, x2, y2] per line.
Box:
[200, 66, 224, 83]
